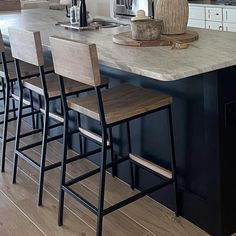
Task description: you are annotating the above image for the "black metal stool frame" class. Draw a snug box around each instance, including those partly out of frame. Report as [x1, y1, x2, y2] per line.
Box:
[11, 60, 99, 206]
[12, 58, 114, 206]
[58, 77, 180, 236]
[0, 50, 42, 172]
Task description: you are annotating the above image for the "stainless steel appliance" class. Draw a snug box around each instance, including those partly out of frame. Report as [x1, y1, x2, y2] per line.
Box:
[113, 0, 155, 18]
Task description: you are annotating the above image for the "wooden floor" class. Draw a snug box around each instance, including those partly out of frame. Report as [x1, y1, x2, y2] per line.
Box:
[0, 117, 212, 236]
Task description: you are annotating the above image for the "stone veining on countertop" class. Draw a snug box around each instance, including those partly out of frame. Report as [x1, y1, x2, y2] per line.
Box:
[0, 9, 236, 81]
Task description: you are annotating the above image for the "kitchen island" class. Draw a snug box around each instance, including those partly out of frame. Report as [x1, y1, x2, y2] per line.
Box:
[1, 9, 236, 236]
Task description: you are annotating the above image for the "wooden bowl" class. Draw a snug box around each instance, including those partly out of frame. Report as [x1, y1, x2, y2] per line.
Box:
[131, 19, 163, 41]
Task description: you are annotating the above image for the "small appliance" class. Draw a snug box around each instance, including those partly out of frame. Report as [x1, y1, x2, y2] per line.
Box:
[113, 0, 155, 18]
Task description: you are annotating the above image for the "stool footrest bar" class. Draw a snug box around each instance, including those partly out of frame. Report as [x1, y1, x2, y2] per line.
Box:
[45, 148, 101, 171]
[19, 132, 64, 151]
[15, 150, 40, 170]
[0, 117, 17, 124]
[0, 136, 15, 142]
[65, 156, 129, 187]
[21, 110, 40, 118]
[129, 153, 172, 179]
[0, 107, 17, 115]
[103, 179, 173, 216]
[18, 122, 63, 139]
[62, 186, 98, 215]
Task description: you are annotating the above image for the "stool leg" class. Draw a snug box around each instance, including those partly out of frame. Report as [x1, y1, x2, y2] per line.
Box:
[13, 83, 23, 184]
[168, 105, 180, 217]
[37, 101, 49, 206]
[1, 77, 5, 106]
[58, 109, 68, 226]
[77, 112, 83, 154]
[96, 130, 108, 236]
[29, 90, 36, 129]
[108, 127, 117, 177]
[1, 83, 10, 172]
[127, 121, 135, 189]
[37, 94, 43, 130]
[58, 75, 69, 226]
[10, 82, 16, 118]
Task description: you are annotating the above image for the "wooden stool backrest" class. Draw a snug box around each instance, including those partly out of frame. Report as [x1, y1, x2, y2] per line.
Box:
[0, 31, 5, 53]
[8, 27, 44, 66]
[50, 36, 101, 87]
[0, 0, 21, 11]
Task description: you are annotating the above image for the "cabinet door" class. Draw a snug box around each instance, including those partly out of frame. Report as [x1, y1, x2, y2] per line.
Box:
[189, 6, 205, 20]
[223, 22, 236, 32]
[223, 9, 236, 23]
[206, 21, 223, 30]
[188, 19, 206, 28]
[206, 7, 223, 22]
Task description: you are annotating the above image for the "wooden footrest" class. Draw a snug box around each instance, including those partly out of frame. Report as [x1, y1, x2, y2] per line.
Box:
[129, 153, 172, 179]
[12, 94, 31, 106]
[40, 108, 64, 123]
[78, 127, 110, 146]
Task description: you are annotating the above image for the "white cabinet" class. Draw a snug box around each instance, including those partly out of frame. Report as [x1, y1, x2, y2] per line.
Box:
[206, 21, 223, 30]
[206, 7, 223, 22]
[188, 6, 205, 28]
[223, 8, 236, 23]
[222, 8, 236, 32]
[223, 23, 236, 32]
[189, 4, 236, 32]
[189, 6, 205, 20]
[188, 19, 205, 28]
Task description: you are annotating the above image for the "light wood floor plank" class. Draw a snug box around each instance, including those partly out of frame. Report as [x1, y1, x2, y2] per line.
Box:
[0, 191, 45, 236]
[0, 159, 95, 236]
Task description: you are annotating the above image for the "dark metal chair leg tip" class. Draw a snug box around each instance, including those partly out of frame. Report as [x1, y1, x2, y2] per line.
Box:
[12, 176, 16, 184]
[58, 219, 63, 226]
[37, 200, 43, 207]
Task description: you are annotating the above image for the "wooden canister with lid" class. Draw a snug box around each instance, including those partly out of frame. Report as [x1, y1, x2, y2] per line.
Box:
[131, 10, 163, 41]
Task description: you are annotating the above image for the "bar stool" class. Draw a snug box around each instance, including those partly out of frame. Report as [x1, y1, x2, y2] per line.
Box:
[8, 27, 110, 206]
[50, 36, 179, 236]
[0, 30, 54, 172]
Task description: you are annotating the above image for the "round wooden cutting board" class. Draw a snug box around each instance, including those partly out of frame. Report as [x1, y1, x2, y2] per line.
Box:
[112, 30, 199, 47]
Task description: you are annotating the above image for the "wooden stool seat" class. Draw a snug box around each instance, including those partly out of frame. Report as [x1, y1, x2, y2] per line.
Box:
[0, 60, 53, 81]
[23, 75, 109, 98]
[67, 83, 172, 125]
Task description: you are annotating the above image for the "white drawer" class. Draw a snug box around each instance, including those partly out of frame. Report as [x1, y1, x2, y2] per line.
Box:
[223, 9, 236, 23]
[206, 21, 223, 31]
[188, 19, 206, 28]
[206, 7, 223, 22]
[189, 6, 205, 20]
[223, 22, 236, 32]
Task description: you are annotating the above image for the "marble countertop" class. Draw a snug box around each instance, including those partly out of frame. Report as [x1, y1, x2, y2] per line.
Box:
[0, 9, 236, 81]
